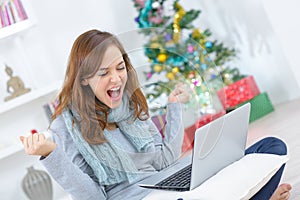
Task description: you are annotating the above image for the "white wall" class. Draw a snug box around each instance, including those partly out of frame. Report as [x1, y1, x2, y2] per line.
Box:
[26, 0, 300, 105]
[262, 0, 300, 90]
[27, 0, 140, 81]
[181, 0, 300, 104]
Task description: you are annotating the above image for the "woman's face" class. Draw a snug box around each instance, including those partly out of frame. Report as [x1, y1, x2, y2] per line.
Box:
[86, 45, 128, 109]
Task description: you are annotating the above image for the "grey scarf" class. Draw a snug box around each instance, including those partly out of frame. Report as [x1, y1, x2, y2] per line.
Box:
[62, 95, 155, 185]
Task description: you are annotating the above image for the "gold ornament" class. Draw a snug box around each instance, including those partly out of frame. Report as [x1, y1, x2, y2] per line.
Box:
[171, 67, 179, 74]
[192, 29, 201, 40]
[200, 53, 205, 64]
[166, 72, 175, 80]
[153, 64, 163, 72]
[223, 73, 233, 85]
[157, 53, 167, 62]
[150, 42, 162, 49]
[173, 2, 185, 43]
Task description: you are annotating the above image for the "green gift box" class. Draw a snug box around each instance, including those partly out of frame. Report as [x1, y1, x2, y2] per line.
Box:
[239, 92, 274, 123]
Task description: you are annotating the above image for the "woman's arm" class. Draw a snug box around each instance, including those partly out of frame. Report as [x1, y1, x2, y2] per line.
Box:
[150, 83, 190, 170]
[151, 102, 185, 170]
[22, 116, 107, 200]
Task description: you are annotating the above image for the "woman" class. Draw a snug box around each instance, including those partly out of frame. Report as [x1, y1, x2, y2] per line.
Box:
[20, 29, 291, 200]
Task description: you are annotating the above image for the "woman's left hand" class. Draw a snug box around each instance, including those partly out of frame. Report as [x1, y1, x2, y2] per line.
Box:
[168, 83, 191, 103]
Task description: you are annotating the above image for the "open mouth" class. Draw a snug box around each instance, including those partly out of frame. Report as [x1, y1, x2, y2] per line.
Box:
[107, 86, 122, 100]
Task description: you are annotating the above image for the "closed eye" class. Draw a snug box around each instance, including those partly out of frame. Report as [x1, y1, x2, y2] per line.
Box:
[97, 61, 125, 76]
[97, 70, 108, 76]
[117, 64, 125, 70]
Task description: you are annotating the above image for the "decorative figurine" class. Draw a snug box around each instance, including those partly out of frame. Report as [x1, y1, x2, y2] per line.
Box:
[4, 64, 31, 102]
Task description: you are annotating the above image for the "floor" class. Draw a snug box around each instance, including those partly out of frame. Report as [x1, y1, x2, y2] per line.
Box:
[246, 98, 300, 200]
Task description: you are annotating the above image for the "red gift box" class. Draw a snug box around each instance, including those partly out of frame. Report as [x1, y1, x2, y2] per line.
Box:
[217, 76, 260, 109]
[181, 110, 226, 154]
[152, 110, 226, 155]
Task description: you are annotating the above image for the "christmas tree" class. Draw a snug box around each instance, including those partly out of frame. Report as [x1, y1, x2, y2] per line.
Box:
[132, 0, 243, 114]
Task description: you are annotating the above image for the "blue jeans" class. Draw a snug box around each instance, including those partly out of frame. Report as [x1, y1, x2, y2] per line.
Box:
[246, 137, 287, 200]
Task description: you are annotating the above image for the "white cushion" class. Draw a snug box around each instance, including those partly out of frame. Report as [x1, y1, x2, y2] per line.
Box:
[143, 154, 289, 200]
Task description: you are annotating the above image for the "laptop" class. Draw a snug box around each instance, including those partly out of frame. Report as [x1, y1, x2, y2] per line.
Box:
[138, 103, 251, 191]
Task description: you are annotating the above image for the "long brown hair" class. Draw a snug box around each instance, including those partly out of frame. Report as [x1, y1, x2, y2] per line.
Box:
[52, 29, 149, 144]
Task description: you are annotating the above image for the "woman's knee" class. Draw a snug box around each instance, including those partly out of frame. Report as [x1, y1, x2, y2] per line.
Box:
[261, 136, 287, 155]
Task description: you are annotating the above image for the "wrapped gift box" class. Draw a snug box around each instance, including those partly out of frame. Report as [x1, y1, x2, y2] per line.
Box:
[181, 123, 197, 154]
[238, 92, 274, 123]
[196, 110, 226, 128]
[152, 113, 194, 153]
[152, 110, 226, 154]
[151, 114, 166, 137]
[181, 110, 226, 154]
[217, 76, 260, 109]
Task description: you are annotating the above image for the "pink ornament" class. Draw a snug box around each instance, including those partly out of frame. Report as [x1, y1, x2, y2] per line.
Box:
[149, 17, 163, 24]
[193, 80, 199, 86]
[187, 45, 194, 53]
[135, 0, 145, 7]
[188, 72, 195, 79]
[147, 72, 152, 79]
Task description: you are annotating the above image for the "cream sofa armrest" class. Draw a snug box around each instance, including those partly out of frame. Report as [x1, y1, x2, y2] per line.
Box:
[143, 154, 289, 200]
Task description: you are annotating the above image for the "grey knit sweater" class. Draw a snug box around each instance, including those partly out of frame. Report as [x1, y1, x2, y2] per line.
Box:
[41, 103, 184, 200]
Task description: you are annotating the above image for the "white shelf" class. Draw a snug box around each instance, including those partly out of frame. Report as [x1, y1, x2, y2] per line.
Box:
[0, 19, 35, 40]
[0, 143, 23, 160]
[0, 81, 62, 159]
[0, 81, 61, 114]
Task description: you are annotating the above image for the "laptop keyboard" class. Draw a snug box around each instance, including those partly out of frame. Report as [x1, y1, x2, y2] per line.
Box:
[155, 164, 192, 191]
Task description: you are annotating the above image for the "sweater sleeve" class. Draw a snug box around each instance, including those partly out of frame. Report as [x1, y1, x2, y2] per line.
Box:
[40, 116, 107, 200]
[150, 102, 185, 170]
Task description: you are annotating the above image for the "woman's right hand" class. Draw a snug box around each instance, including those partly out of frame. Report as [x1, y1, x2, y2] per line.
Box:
[168, 83, 191, 103]
[20, 133, 57, 157]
